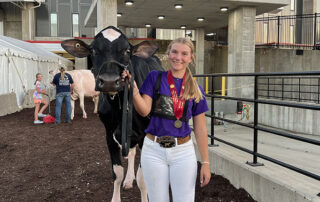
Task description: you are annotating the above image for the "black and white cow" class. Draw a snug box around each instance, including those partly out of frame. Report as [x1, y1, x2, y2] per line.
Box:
[61, 26, 163, 202]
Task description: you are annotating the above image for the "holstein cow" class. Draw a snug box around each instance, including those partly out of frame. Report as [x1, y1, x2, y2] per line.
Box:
[61, 26, 163, 202]
[67, 70, 100, 120]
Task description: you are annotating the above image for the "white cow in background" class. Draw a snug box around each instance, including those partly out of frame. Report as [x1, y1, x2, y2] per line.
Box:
[67, 70, 100, 120]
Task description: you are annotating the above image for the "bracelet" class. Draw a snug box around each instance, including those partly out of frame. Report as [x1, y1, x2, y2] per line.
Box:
[201, 161, 210, 165]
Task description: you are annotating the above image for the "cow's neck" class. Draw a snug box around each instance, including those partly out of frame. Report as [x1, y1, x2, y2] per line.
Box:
[105, 93, 122, 110]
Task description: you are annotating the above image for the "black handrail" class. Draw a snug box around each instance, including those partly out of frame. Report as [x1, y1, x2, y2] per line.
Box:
[256, 13, 320, 50]
[194, 71, 320, 181]
[258, 76, 320, 104]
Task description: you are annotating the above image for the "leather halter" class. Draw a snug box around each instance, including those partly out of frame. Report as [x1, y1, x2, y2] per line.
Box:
[93, 59, 133, 157]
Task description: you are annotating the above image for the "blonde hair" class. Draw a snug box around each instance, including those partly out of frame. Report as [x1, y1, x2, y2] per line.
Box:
[166, 38, 203, 103]
[60, 68, 65, 80]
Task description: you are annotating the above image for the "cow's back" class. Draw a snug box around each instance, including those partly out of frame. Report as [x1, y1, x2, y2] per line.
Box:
[68, 70, 99, 97]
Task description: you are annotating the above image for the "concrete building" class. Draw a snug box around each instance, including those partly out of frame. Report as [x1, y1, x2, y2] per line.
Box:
[0, 0, 95, 40]
[2, 1, 320, 202]
[255, 0, 320, 46]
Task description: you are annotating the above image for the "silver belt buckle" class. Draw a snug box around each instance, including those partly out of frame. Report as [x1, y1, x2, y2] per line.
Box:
[158, 136, 176, 148]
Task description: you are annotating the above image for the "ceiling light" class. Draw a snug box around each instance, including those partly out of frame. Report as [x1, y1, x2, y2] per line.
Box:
[186, 30, 192, 35]
[220, 7, 228, 12]
[125, 1, 134, 6]
[158, 15, 165, 20]
[175, 4, 183, 9]
[145, 24, 151, 28]
[117, 13, 122, 17]
[180, 25, 186, 29]
[197, 17, 205, 22]
[206, 33, 216, 36]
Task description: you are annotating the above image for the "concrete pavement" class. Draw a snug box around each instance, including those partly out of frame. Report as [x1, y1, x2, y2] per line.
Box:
[192, 122, 320, 202]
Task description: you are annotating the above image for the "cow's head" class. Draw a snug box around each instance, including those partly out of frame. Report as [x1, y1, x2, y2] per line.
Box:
[61, 26, 158, 95]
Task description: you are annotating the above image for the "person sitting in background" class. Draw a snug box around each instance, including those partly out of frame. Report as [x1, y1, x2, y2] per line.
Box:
[33, 73, 48, 124]
[52, 66, 74, 124]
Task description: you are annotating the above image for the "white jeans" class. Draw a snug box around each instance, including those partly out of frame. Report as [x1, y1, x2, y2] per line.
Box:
[141, 136, 197, 202]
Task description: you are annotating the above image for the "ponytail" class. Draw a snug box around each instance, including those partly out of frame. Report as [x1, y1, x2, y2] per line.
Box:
[181, 67, 203, 103]
[60, 68, 65, 80]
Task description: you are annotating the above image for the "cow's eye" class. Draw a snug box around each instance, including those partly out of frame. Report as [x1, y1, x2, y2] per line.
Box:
[125, 49, 131, 54]
[92, 49, 97, 56]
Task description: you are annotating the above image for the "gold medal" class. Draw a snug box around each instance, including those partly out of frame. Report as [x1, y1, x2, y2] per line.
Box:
[167, 71, 186, 129]
[174, 119, 182, 128]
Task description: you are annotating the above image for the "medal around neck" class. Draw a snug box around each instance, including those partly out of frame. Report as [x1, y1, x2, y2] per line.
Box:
[174, 119, 182, 128]
[167, 71, 186, 129]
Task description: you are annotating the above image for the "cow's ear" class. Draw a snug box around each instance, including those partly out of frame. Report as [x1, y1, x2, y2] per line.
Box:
[61, 39, 90, 58]
[132, 41, 158, 58]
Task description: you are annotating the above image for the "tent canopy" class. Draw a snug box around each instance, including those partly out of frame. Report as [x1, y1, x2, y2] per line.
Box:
[0, 35, 73, 114]
[0, 35, 71, 64]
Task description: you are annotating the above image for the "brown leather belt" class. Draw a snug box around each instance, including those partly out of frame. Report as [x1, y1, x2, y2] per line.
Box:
[146, 134, 191, 147]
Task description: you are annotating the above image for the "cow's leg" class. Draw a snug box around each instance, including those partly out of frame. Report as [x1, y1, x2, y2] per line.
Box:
[122, 147, 136, 190]
[93, 95, 99, 114]
[136, 164, 148, 202]
[79, 93, 87, 119]
[112, 165, 124, 202]
[71, 99, 75, 120]
[105, 130, 124, 202]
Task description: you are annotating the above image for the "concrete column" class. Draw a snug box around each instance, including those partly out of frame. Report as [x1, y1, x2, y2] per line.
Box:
[97, 0, 117, 32]
[195, 28, 205, 88]
[21, 3, 35, 40]
[227, 6, 256, 98]
[0, 9, 3, 35]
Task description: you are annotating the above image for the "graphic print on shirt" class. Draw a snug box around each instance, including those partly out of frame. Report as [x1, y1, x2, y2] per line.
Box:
[59, 76, 70, 86]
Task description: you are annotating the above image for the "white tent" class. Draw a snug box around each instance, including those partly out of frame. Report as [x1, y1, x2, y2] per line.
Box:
[0, 35, 73, 115]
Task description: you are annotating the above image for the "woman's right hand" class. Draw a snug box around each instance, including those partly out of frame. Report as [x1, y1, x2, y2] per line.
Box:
[121, 70, 138, 90]
[121, 70, 132, 83]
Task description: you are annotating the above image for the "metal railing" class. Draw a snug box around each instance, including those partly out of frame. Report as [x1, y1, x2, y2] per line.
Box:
[256, 13, 320, 49]
[194, 71, 320, 181]
[258, 76, 320, 104]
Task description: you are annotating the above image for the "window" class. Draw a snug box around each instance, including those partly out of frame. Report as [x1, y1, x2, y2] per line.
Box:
[72, 13, 79, 37]
[0, 21, 3, 35]
[50, 13, 58, 37]
[290, 0, 295, 11]
[263, 23, 268, 43]
[290, 25, 294, 44]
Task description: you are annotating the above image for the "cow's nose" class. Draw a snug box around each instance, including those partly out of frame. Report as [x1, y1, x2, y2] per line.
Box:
[96, 74, 122, 93]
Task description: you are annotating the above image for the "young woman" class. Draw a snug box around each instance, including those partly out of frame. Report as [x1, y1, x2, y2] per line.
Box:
[33, 73, 48, 124]
[52, 66, 74, 124]
[122, 38, 211, 201]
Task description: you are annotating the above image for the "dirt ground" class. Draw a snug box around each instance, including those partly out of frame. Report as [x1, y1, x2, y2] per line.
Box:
[0, 98, 256, 202]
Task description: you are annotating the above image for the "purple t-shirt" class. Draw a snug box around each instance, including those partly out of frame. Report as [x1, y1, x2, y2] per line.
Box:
[139, 71, 209, 138]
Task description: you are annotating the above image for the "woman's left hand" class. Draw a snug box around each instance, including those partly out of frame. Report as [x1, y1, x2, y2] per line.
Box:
[200, 163, 211, 187]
